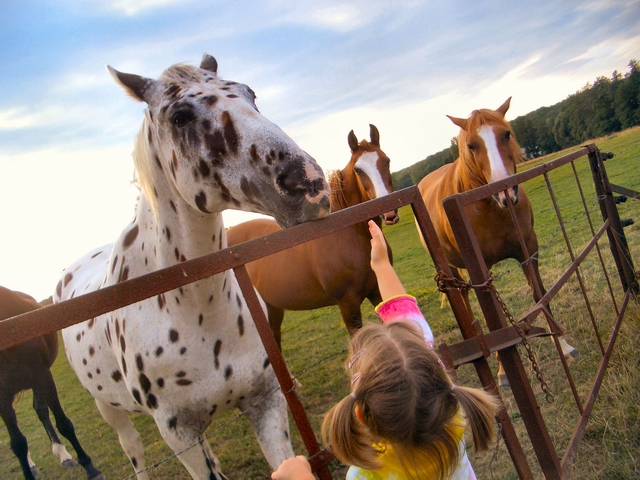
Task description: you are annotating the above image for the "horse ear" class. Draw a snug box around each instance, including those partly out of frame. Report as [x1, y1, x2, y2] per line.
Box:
[447, 115, 468, 130]
[107, 65, 157, 103]
[369, 124, 380, 147]
[200, 53, 218, 74]
[496, 97, 512, 117]
[348, 130, 359, 153]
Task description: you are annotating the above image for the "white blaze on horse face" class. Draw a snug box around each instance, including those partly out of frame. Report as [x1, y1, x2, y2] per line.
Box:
[477, 124, 510, 183]
[355, 151, 391, 198]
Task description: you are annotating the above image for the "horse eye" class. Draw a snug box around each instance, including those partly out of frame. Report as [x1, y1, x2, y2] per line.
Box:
[171, 111, 194, 127]
[354, 167, 363, 175]
[467, 143, 476, 151]
[505, 130, 511, 140]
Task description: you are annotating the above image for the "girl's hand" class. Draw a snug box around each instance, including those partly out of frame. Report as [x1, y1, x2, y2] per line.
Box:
[271, 455, 314, 480]
[368, 220, 390, 270]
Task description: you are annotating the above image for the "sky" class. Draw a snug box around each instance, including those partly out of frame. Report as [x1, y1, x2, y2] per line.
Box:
[1, 0, 639, 301]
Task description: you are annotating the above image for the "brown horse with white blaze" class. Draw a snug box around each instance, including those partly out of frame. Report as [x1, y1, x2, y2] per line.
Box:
[417, 98, 577, 386]
[227, 124, 398, 347]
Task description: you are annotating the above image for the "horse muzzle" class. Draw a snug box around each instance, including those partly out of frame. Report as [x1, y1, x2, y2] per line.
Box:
[493, 184, 519, 208]
[382, 210, 399, 225]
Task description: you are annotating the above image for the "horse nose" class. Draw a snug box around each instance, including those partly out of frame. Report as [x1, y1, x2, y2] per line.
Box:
[383, 210, 399, 225]
[493, 185, 519, 207]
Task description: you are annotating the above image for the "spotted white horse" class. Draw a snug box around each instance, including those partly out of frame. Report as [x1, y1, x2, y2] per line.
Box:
[54, 54, 330, 479]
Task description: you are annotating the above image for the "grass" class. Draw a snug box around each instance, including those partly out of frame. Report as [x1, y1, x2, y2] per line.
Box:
[1, 127, 640, 479]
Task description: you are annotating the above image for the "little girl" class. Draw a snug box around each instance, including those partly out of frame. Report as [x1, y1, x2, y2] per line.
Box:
[272, 221, 500, 480]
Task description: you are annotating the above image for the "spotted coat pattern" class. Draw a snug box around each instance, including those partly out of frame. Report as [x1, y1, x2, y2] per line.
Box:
[54, 54, 330, 480]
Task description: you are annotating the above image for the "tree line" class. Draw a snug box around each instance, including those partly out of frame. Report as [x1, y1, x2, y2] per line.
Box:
[393, 59, 640, 189]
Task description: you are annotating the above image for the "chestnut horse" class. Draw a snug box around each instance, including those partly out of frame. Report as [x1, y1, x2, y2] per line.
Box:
[0, 286, 103, 480]
[227, 124, 398, 347]
[417, 98, 576, 386]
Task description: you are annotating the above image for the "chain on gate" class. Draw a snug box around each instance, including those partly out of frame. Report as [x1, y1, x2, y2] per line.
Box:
[435, 271, 554, 403]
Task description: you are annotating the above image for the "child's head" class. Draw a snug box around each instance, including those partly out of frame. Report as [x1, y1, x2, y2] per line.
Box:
[322, 322, 499, 480]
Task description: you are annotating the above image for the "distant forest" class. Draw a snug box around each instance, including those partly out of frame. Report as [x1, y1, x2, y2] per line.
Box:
[392, 59, 640, 189]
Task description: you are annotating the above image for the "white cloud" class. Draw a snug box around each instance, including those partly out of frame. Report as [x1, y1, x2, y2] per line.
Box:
[106, 0, 193, 16]
[269, 0, 410, 32]
[0, 107, 65, 131]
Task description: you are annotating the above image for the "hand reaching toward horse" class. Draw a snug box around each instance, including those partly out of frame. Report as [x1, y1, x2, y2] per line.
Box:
[368, 220, 405, 301]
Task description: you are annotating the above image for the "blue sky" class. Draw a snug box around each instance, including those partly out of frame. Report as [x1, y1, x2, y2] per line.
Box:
[1, 0, 639, 300]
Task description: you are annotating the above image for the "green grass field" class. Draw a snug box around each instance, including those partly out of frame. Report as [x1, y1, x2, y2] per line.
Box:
[1, 127, 639, 479]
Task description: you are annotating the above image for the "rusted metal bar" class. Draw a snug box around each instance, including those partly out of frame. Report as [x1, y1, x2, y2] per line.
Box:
[234, 266, 334, 479]
[0, 189, 416, 351]
[443, 192, 563, 479]
[569, 160, 620, 321]
[561, 289, 632, 475]
[610, 184, 640, 200]
[412, 189, 535, 479]
[450, 147, 591, 208]
[588, 147, 639, 294]
[444, 324, 549, 367]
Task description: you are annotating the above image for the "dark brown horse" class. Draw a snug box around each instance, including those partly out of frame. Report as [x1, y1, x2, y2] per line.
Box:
[227, 124, 398, 347]
[417, 98, 576, 386]
[0, 286, 104, 480]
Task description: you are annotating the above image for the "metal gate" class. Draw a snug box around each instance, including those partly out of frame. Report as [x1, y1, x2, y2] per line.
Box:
[0, 144, 635, 479]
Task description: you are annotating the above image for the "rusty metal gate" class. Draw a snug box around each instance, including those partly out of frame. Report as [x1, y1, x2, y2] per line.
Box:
[0, 144, 635, 479]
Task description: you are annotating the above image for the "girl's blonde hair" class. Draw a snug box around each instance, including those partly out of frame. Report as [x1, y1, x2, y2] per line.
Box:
[322, 322, 500, 480]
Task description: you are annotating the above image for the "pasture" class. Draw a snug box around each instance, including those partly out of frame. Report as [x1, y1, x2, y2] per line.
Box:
[1, 126, 640, 479]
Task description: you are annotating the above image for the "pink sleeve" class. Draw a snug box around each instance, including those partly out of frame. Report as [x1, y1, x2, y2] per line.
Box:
[375, 295, 434, 347]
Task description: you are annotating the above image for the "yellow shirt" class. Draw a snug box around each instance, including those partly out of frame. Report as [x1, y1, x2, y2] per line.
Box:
[345, 412, 476, 480]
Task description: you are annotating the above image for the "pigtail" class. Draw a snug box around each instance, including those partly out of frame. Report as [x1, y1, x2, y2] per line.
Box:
[321, 395, 381, 470]
[450, 385, 500, 452]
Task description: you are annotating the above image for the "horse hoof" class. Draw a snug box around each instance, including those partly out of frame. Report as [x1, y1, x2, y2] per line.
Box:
[498, 373, 510, 387]
[30, 466, 39, 477]
[565, 348, 579, 360]
[61, 458, 79, 469]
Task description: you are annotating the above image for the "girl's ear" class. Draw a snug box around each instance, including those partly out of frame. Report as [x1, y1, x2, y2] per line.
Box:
[355, 405, 365, 425]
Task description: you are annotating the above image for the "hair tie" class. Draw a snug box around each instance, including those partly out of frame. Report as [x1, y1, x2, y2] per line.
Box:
[451, 384, 456, 392]
[350, 392, 358, 399]
[348, 349, 366, 369]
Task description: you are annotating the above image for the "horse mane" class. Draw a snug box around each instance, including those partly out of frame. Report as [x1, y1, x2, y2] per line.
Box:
[328, 170, 349, 212]
[133, 115, 158, 213]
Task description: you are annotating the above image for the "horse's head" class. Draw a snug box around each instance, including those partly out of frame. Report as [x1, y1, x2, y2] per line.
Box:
[108, 54, 330, 228]
[448, 97, 524, 207]
[342, 124, 398, 225]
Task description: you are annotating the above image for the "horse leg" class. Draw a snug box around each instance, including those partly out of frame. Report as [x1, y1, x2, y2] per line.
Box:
[32, 391, 78, 469]
[337, 296, 363, 336]
[34, 373, 104, 480]
[0, 394, 36, 480]
[153, 414, 228, 479]
[266, 303, 285, 350]
[94, 399, 148, 480]
[239, 373, 294, 471]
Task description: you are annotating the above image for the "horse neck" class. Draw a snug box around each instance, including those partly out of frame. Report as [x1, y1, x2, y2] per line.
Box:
[329, 166, 367, 212]
[134, 183, 227, 270]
